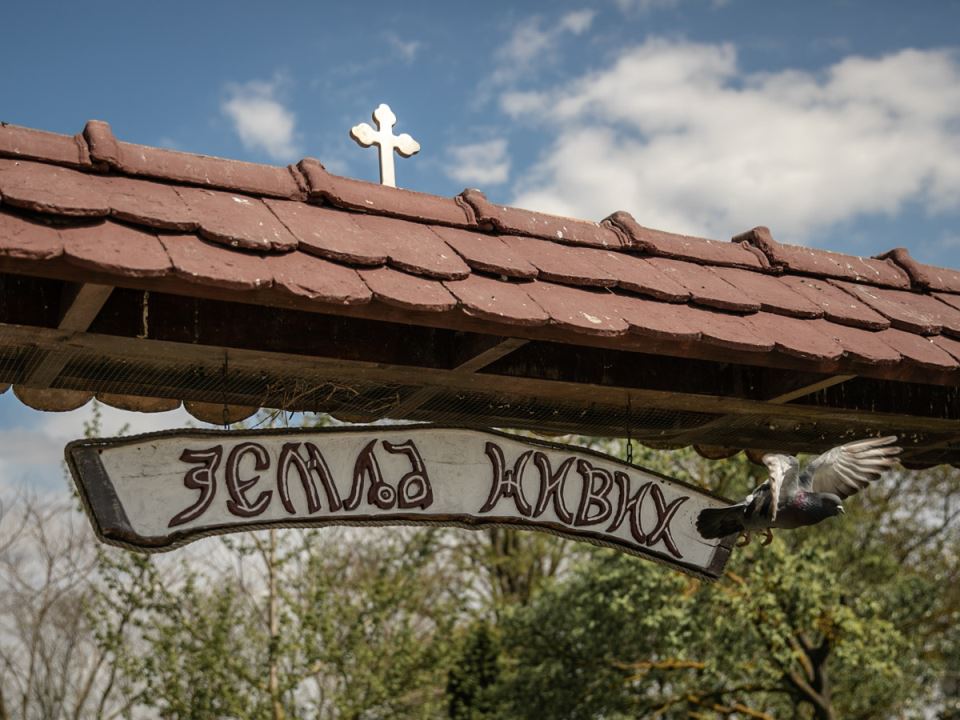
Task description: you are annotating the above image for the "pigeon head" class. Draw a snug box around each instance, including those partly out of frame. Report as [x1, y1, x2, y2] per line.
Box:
[815, 493, 845, 519]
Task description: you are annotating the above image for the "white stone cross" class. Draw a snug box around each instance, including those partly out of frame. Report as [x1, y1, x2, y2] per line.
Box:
[349, 103, 420, 188]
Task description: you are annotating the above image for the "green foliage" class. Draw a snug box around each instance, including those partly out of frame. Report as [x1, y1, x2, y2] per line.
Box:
[446, 622, 500, 720]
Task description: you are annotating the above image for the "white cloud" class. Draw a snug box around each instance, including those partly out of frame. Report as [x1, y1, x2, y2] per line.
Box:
[502, 40, 960, 243]
[385, 32, 421, 63]
[615, 0, 728, 12]
[0, 400, 193, 495]
[489, 10, 596, 88]
[222, 78, 300, 162]
[445, 139, 511, 186]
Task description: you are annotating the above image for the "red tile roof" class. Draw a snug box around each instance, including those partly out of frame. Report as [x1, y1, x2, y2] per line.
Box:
[0, 119, 959, 388]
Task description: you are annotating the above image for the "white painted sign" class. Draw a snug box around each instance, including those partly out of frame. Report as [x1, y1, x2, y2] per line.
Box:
[66, 427, 735, 578]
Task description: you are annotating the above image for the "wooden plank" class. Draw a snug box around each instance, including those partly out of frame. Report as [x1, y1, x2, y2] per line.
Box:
[2, 323, 958, 435]
[665, 374, 858, 446]
[59, 283, 114, 331]
[387, 337, 528, 418]
[23, 283, 114, 387]
[765, 374, 856, 404]
[66, 426, 736, 579]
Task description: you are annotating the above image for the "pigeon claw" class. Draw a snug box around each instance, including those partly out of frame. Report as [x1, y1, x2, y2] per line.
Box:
[760, 529, 774, 546]
[736, 532, 751, 547]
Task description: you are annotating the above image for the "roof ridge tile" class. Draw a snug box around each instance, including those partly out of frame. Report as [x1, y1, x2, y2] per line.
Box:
[607, 210, 766, 269]
[0, 123, 92, 169]
[83, 120, 121, 169]
[299, 158, 474, 228]
[82, 120, 301, 199]
[878, 247, 960, 293]
[460, 188, 622, 249]
[734, 225, 911, 289]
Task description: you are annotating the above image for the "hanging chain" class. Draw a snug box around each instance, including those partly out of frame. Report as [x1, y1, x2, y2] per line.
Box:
[221, 352, 229, 430]
[626, 396, 634, 465]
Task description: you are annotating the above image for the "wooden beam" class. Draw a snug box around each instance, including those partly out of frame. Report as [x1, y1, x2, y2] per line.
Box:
[766, 374, 856, 404]
[23, 284, 114, 387]
[665, 374, 857, 447]
[2, 323, 957, 436]
[386, 337, 528, 419]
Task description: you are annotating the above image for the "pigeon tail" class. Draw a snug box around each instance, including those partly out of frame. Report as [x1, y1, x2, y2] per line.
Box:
[696, 506, 743, 539]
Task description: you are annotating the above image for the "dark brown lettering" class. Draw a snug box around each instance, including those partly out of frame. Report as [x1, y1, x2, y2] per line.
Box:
[531, 452, 574, 524]
[383, 440, 433, 510]
[169, 446, 223, 528]
[276, 442, 342, 515]
[574, 459, 614, 526]
[480, 442, 533, 516]
[225, 442, 272, 517]
[606, 472, 651, 544]
[645, 486, 688, 559]
[344, 440, 395, 510]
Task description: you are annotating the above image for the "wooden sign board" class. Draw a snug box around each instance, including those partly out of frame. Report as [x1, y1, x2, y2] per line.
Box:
[66, 426, 736, 579]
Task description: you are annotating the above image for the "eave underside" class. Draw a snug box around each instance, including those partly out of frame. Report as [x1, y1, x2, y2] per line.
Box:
[1, 270, 958, 469]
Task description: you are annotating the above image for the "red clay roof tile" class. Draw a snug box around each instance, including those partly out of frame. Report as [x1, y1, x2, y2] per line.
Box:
[646, 257, 760, 312]
[935, 293, 960, 314]
[831, 281, 955, 336]
[0, 159, 108, 217]
[265, 199, 386, 265]
[807, 319, 900, 364]
[269, 251, 371, 305]
[879, 248, 960, 293]
[0, 124, 90, 168]
[86, 121, 300, 199]
[874, 328, 958, 371]
[352, 214, 470, 280]
[461, 189, 622, 249]
[735, 226, 910, 288]
[523, 282, 628, 336]
[60, 222, 170, 277]
[175, 187, 298, 252]
[674, 305, 773, 353]
[103, 176, 196, 231]
[444, 275, 549, 326]
[501, 235, 617, 288]
[0, 212, 63, 260]
[428, 225, 538, 280]
[933, 334, 960, 363]
[608, 211, 765, 269]
[358, 266, 457, 312]
[616, 295, 699, 341]
[299, 158, 473, 227]
[746, 313, 842, 361]
[711, 266, 823, 318]
[159, 234, 271, 291]
[778, 275, 890, 330]
[594, 250, 690, 302]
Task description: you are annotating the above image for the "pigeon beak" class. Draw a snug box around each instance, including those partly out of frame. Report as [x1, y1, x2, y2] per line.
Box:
[838, 505, 845, 515]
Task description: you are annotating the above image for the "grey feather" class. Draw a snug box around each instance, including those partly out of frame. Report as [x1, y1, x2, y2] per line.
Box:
[801, 435, 901, 499]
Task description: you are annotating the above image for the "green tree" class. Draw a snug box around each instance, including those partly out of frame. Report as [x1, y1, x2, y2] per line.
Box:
[492, 447, 960, 720]
[446, 621, 500, 720]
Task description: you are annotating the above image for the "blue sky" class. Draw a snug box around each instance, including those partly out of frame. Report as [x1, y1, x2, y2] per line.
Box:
[2, 0, 960, 492]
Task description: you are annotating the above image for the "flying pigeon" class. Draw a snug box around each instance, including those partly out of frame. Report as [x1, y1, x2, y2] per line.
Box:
[696, 436, 901, 545]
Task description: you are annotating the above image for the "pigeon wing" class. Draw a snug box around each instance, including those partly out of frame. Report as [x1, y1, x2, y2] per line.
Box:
[800, 436, 900, 499]
[760, 454, 800, 521]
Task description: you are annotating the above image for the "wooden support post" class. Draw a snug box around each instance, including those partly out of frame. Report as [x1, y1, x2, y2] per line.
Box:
[23, 283, 114, 388]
